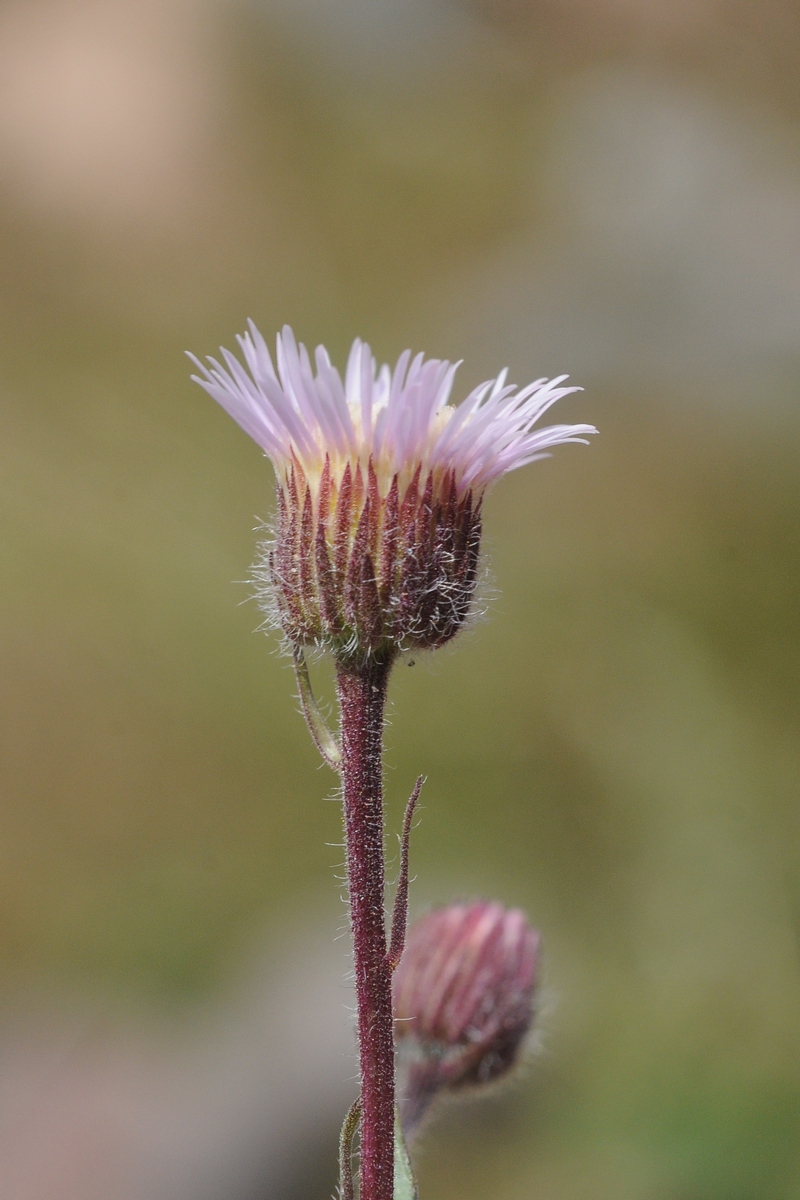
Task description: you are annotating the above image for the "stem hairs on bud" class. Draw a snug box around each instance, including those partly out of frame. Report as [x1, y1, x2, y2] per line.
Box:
[265, 457, 482, 664]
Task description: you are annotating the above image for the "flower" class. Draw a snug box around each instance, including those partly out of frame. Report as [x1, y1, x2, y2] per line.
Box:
[190, 324, 595, 662]
[393, 902, 540, 1136]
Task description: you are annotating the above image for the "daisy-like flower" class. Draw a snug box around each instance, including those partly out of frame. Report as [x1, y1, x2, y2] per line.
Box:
[190, 324, 595, 663]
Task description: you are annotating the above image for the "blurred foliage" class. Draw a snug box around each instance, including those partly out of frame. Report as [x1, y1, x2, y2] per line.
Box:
[0, 1, 799, 1197]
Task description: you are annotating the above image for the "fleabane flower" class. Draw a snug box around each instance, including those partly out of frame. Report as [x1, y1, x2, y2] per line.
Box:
[189, 323, 595, 663]
[393, 902, 540, 1137]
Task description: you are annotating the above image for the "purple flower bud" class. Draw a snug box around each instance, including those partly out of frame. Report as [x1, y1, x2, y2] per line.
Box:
[393, 902, 540, 1135]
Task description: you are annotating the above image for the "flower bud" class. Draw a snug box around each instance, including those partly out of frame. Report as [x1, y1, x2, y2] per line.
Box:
[393, 901, 539, 1135]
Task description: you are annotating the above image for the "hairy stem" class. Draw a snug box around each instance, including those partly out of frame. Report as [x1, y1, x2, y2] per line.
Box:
[337, 653, 395, 1200]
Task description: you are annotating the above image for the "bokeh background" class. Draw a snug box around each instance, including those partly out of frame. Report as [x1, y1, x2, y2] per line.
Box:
[1, 0, 800, 1197]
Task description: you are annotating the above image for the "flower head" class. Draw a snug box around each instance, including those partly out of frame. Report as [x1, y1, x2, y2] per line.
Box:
[393, 901, 540, 1136]
[190, 324, 595, 662]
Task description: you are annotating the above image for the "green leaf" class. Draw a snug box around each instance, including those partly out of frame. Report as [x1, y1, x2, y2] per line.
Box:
[394, 1109, 419, 1200]
[292, 648, 341, 770]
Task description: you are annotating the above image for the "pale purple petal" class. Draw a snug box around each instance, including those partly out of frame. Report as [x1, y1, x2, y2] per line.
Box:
[188, 323, 596, 487]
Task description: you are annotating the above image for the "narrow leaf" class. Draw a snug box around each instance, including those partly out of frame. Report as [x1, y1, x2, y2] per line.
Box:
[338, 1098, 360, 1200]
[394, 1109, 419, 1200]
[293, 648, 341, 771]
[386, 776, 423, 971]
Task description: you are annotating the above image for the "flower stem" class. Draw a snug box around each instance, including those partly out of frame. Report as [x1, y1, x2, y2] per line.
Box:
[337, 652, 396, 1200]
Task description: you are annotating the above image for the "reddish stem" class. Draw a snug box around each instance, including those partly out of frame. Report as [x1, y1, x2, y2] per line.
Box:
[337, 653, 396, 1200]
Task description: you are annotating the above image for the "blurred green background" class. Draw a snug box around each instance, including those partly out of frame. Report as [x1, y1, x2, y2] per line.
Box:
[1, 0, 800, 1197]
